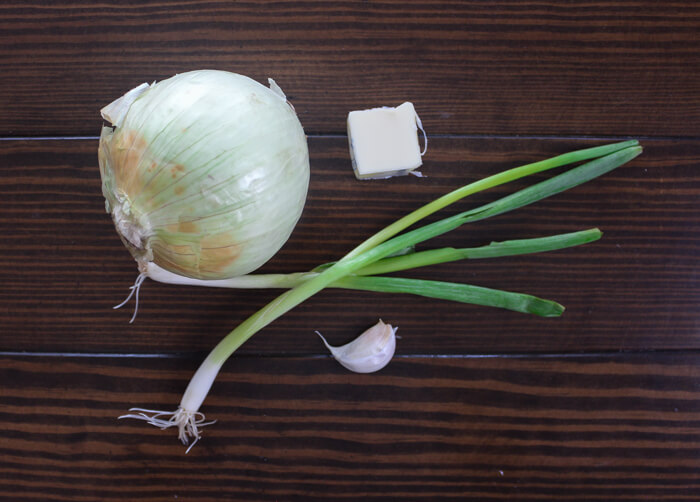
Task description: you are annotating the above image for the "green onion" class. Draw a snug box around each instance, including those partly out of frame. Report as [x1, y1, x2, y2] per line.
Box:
[120, 140, 642, 450]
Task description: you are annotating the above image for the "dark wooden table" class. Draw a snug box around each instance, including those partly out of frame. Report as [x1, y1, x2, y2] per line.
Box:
[1, 2, 699, 500]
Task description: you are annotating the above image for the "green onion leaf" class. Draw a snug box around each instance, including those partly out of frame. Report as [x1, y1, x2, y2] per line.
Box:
[355, 228, 602, 276]
[334, 276, 565, 317]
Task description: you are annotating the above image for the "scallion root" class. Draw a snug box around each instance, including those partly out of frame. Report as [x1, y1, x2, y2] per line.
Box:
[118, 407, 216, 453]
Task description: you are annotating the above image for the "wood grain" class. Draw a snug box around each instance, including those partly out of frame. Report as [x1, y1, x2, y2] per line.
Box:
[2, 2, 699, 497]
[2, 353, 700, 501]
[0, 137, 697, 354]
[0, 1, 698, 137]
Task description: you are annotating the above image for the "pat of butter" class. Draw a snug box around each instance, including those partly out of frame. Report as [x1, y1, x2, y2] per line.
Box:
[347, 102, 426, 179]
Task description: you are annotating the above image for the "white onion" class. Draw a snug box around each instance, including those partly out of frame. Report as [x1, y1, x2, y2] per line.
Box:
[98, 70, 310, 280]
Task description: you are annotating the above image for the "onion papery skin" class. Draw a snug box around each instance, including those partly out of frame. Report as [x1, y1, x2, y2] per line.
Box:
[98, 70, 310, 280]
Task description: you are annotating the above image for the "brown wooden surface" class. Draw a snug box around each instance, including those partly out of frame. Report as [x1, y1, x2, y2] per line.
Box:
[3, 354, 700, 501]
[1, 137, 698, 354]
[1, 1, 699, 501]
[1, 1, 698, 137]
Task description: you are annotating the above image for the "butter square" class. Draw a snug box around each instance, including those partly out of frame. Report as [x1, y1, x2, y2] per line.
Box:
[347, 102, 424, 179]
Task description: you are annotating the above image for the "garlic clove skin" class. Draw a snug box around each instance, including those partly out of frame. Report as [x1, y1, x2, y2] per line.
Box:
[316, 320, 397, 373]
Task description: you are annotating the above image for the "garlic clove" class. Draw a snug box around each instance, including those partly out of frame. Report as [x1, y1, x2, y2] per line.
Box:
[316, 319, 397, 373]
